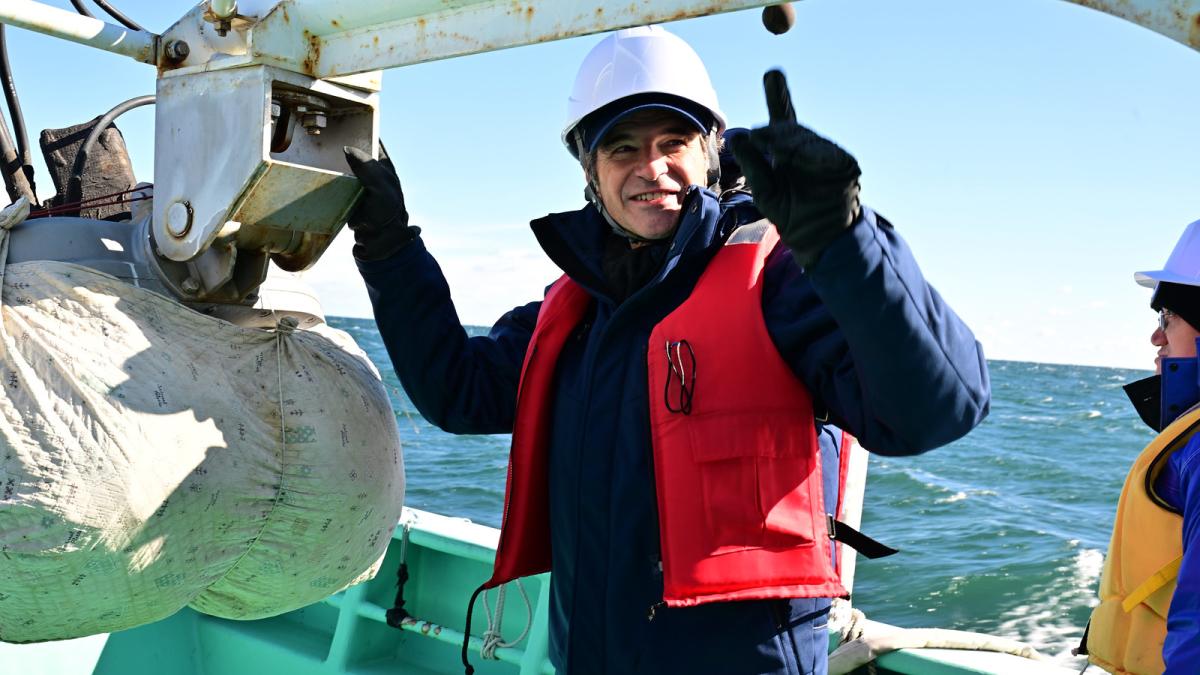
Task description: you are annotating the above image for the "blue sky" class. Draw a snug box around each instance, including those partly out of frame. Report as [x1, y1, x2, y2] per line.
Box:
[5, 0, 1200, 369]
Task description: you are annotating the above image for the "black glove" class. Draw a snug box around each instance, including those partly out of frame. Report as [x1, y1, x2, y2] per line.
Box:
[729, 70, 862, 268]
[343, 144, 419, 261]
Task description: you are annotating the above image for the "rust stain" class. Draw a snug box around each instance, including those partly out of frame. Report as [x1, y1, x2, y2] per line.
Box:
[281, 5, 290, 23]
[1068, 0, 1159, 40]
[301, 30, 321, 77]
[331, 19, 341, 28]
[526, 6, 536, 20]
[373, 35, 380, 46]
[595, 7, 604, 17]
[1191, 11, 1200, 48]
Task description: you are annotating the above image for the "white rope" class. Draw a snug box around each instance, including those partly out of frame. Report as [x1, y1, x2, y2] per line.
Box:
[479, 578, 532, 660]
[827, 599, 1049, 675]
[0, 198, 31, 321]
[830, 597, 867, 645]
[827, 607, 1047, 675]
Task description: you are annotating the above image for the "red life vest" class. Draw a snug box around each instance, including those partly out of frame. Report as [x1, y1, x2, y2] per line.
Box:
[484, 220, 846, 605]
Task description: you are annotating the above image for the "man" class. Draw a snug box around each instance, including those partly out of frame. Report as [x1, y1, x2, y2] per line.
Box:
[345, 26, 989, 675]
[1084, 220, 1200, 674]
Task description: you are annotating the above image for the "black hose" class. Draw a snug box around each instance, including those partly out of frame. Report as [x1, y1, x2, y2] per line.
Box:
[91, 0, 146, 32]
[0, 105, 33, 204]
[68, 0, 96, 19]
[0, 25, 35, 200]
[66, 95, 154, 209]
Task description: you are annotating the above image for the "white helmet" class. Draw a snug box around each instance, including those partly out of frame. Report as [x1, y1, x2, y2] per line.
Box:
[562, 26, 727, 157]
[1136, 220, 1200, 288]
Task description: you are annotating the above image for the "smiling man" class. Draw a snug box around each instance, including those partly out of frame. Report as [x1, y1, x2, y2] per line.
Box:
[345, 26, 990, 675]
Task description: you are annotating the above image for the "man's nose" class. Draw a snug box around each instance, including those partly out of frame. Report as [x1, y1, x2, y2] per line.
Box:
[1152, 326, 1167, 346]
[634, 150, 670, 181]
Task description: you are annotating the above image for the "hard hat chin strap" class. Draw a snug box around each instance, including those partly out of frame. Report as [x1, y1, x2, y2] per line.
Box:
[584, 182, 660, 244]
[704, 130, 721, 190]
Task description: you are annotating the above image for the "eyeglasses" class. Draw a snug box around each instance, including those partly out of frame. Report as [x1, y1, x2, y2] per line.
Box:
[1160, 308, 1176, 333]
[663, 339, 695, 415]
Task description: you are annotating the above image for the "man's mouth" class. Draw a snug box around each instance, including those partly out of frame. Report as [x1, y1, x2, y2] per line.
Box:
[630, 190, 678, 202]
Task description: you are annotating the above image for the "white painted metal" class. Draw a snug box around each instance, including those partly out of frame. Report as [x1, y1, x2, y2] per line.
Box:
[0, 0, 157, 64]
[152, 65, 376, 266]
[247, 0, 779, 79]
[1064, 0, 1200, 50]
[839, 437, 870, 595]
[165, 202, 191, 237]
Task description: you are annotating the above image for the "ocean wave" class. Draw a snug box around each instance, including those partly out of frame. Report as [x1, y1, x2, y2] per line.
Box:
[935, 491, 968, 504]
[1018, 414, 1059, 423]
[1085, 410, 1103, 419]
[993, 548, 1103, 664]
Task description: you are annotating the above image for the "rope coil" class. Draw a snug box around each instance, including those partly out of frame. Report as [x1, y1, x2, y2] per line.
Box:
[479, 579, 533, 660]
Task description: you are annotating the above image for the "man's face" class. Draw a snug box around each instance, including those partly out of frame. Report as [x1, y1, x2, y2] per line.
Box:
[1153, 308, 1200, 374]
[589, 110, 709, 241]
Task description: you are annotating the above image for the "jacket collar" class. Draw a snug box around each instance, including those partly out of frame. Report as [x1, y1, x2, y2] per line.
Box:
[1127, 354, 1200, 432]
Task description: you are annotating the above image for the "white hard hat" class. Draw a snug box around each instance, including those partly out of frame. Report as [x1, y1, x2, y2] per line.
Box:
[1136, 220, 1200, 288]
[562, 26, 727, 157]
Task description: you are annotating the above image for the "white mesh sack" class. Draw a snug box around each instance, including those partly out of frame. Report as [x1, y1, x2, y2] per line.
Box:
[0, 203, 405, 643]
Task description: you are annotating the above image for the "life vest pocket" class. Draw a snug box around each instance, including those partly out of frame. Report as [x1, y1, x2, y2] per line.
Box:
[679, 410, 821, 552]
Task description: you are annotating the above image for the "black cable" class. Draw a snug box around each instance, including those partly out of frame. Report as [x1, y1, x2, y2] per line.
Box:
[67, 95, 154, 209]
[0, 25, 35, 199]
[91, 0, 145, 32]
[68, 0, 96, 19]
[0, 105, 33, 204]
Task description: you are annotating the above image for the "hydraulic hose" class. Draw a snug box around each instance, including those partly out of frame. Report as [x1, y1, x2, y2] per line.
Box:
[68, 0, 96, 19]
[0, 25, 35, 204]
[91, 0, 145, 32]
[68, 0, 144, 33]
[0, 105, 33, 205]
[66, 95, 154, 210]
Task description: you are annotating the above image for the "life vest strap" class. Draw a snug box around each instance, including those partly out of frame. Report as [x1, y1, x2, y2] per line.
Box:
[827, 515, 898, 560]
[1122, 555, 1183, 613]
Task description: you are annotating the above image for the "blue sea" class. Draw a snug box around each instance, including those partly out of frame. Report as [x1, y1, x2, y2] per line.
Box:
[330, 317, 1154, 666]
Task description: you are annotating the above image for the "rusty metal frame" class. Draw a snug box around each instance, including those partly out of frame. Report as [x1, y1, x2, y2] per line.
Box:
[3, 1, 1200, 79]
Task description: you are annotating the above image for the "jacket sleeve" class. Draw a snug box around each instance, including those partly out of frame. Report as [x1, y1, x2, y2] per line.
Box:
[355, 237, 540, 435]
[1164, 440, 1200, 672]
[762, 208, 990, 456]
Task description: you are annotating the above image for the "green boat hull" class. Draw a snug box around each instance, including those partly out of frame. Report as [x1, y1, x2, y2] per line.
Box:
[6, 509, 1075, 675]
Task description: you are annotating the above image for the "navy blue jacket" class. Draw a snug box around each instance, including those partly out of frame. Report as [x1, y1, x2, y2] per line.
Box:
[357, 188, 990, 674]
[1156, 439, 1200, 673]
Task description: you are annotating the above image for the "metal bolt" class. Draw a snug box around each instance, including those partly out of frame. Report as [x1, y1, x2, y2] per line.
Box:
[163, 40, 190, 63]
[301, 112, 327, 135]
[181, 278, 201, 295]
[270, 101, 281, 119]
[165, 201, 192, 238]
